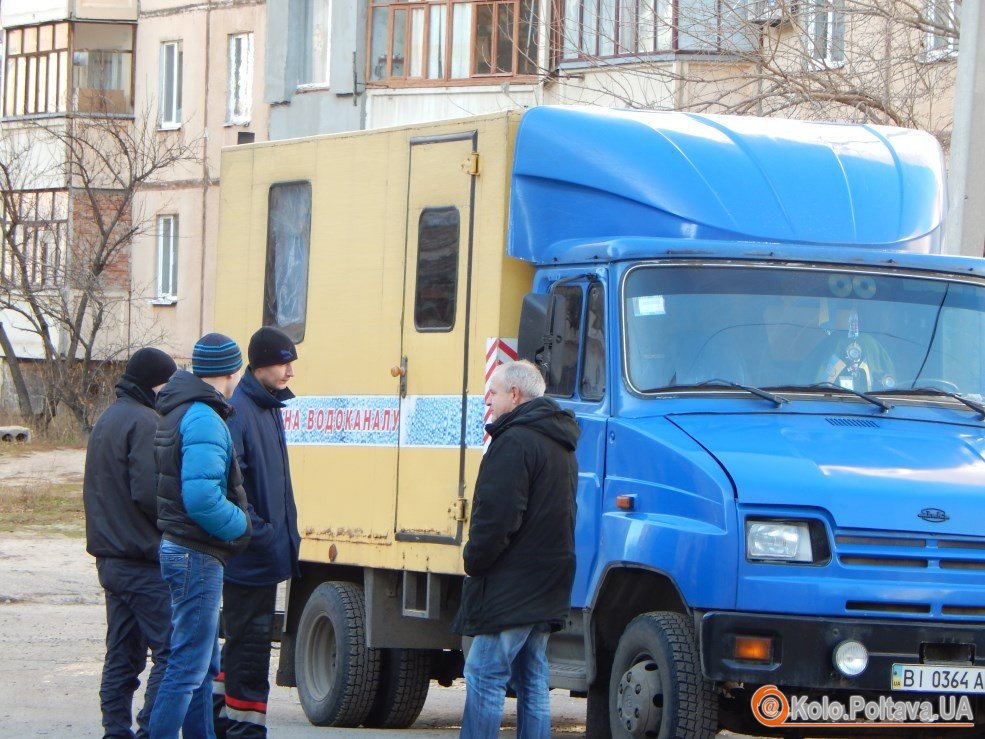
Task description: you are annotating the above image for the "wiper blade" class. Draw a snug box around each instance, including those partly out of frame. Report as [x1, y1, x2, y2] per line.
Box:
[649, 379, 787, 406]
[772, 382, 893, 413]
[879, 387, 985, 419]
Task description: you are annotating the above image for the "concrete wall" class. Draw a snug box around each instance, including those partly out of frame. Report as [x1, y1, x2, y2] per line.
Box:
[266, 0, 366, 139]
[1, 0, 137, 25]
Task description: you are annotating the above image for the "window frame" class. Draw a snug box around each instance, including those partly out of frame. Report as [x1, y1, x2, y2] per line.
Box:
[366, 0, 540, 86]
[580, 280, 606, 401]
[298, 0, 333, 89]
[806, 0, 846, 69]
[227, 32, 254, 124]
[923, 0, 958, 62]
[544, 283, 585, 399]
[0, 189, 68, 287]
[413, 206, 462, 333]
[3, 22, 71, 118]
[158, 40, 183, 129]
[155, 214, 178, 303]
[263, 181, 312, 343]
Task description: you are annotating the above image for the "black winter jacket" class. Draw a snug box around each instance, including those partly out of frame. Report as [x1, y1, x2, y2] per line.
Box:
[83, 379, 162, 563]
[224, 369, 301, 586]
[155, 371, 251, 564]
[453, 396, 580, 636]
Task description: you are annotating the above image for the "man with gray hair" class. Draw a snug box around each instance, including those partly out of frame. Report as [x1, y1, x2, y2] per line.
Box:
[453, 359, 580, 738]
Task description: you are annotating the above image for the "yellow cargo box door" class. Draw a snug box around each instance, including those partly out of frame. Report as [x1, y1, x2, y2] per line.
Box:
[394, 131, 479, 545]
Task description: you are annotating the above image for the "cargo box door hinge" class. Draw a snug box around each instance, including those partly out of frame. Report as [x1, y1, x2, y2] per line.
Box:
[449, 498, 468, 522]
[462, 152, 480, 176]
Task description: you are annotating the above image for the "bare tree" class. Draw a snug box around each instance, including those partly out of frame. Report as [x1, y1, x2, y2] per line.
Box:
[0, 106, 200, 432]
[541, 0, 960, 147]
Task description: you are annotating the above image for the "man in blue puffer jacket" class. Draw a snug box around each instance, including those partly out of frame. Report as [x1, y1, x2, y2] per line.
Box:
[214, 326, 300, 738]
[150, 333, 252, 738]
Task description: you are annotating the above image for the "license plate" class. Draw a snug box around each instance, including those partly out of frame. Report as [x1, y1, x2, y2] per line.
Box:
[892, 663, 985, 693]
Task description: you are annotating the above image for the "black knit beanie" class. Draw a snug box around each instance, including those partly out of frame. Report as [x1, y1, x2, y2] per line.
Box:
[192, 333, 243, 377]
[248, 326, 298, 369]
[123, 347, 177, 390]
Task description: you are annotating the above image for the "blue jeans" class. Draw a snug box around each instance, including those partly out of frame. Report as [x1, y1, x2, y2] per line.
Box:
[461, 623, 552, 739]
[149, 540, 223, 739]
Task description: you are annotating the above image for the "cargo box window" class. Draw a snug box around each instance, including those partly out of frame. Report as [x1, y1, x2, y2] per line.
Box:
[264, 181, 311, 343]
[546, 284, 583, 397]
[414, 206, 460, 331]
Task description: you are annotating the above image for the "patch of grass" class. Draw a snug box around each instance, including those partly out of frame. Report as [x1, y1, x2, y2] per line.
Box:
[0, 483, 84, 532]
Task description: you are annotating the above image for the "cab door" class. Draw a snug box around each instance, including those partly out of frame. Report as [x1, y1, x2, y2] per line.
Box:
[394, 132, 477, 544]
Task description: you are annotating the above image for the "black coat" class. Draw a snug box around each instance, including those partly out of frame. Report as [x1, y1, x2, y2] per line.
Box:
[84, 379, 162, 562]
[223, 369, 301, 587]
[453, 396, 580, 636]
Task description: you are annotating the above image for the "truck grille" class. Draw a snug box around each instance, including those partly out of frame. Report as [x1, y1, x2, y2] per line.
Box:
[835, 531, 985, 619]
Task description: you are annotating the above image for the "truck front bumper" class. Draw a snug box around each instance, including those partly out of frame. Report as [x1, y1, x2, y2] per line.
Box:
[701, 611, 985, 691]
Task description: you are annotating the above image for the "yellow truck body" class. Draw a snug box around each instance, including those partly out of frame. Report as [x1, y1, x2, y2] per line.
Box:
[216, 112, 531, 575]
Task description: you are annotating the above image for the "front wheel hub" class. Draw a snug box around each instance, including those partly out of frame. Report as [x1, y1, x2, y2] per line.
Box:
[615, 659, 663, 737]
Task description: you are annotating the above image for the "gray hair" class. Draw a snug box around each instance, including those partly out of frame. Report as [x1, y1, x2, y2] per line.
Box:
[494, 359, 546, 400]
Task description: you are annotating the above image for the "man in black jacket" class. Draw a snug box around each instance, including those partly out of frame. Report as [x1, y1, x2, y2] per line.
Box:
[83, 347, 176, 738]
[454, 359, 580, 739]
[214, 326, 300, 738]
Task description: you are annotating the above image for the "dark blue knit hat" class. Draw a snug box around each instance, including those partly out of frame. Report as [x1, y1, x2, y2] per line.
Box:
[192, 333, 243, 378]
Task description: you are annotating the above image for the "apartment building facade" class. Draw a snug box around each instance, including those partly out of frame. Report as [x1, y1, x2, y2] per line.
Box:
[0, 0, 138, 364]
[130, 0, 270, 362]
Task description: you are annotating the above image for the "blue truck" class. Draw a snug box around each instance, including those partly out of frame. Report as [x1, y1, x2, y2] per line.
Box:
[218, 105, 985, 736]
[510, 107, 985, 737]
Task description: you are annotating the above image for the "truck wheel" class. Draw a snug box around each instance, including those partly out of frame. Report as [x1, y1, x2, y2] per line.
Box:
[608, 611, 717, 738]
[363, 648, 431, 728]
[295, 582, 380, 727]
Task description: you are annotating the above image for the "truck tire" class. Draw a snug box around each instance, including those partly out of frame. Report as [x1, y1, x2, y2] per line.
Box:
[295, 582, 380, 727]
[363, 648, 431, 728]
[608, 611, 717, 739]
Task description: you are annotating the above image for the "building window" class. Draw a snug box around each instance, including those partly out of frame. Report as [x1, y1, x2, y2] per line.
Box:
[562, 0, 675, 60]
[924, 0, 958, 60]
[0, 190, 68, 287]
[227, 33, 254, 124]
[368, 0, 538, 83]
[158, 41, 182, 128]
[72, 23, 134, 114]
[807, 0, 846, 68]
[299, 0, 332, 86]
[3, 23, 70, 117]
[264, 182, 311, 342]
[414, 207, 461, 332]
[156, 215, 178, 301]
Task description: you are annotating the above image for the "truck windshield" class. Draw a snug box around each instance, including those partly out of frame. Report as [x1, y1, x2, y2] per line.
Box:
[623, 265, 985, 401]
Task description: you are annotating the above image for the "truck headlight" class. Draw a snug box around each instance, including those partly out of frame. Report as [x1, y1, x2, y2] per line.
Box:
[746, 520, 814, 562]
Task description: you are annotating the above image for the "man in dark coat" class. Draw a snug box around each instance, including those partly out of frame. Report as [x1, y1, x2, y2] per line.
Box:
[83, 347, 176, 738]
[213, 326, 300, 738]
[454, 359, 580, 739]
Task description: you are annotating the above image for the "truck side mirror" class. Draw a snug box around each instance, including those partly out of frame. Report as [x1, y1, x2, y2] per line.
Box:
[518, 293, 552, 379]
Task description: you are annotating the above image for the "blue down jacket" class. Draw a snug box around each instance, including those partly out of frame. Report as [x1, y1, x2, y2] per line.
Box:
[223, 369, 300, 586]
[155, 371, 250, 563]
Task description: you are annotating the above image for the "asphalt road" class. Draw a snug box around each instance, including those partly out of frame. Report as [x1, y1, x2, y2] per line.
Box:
[0, 531, 591, 737]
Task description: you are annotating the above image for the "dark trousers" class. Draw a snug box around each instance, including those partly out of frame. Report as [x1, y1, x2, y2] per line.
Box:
[96, 557, 172, 738]
[213, 582, 277, 738]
